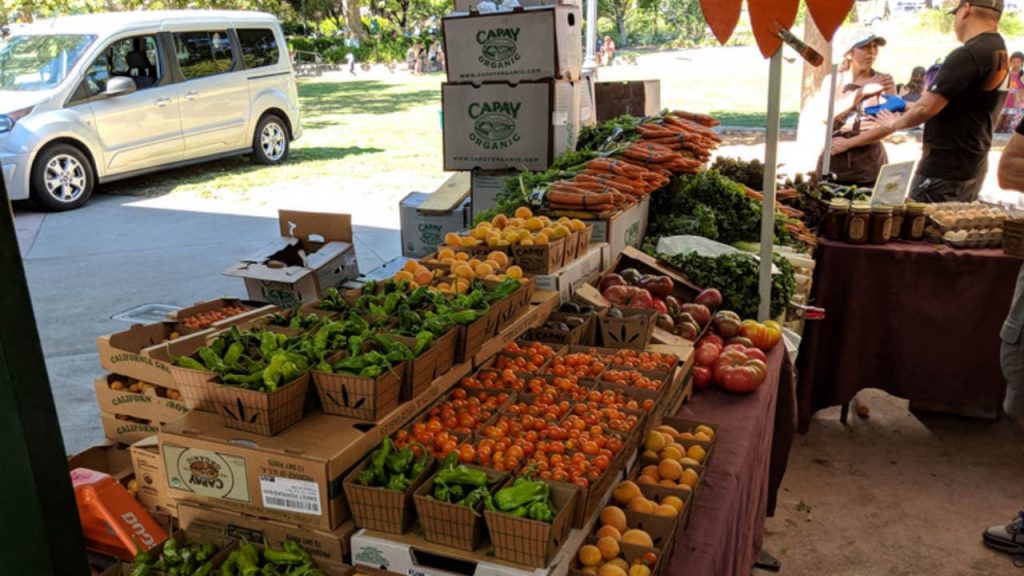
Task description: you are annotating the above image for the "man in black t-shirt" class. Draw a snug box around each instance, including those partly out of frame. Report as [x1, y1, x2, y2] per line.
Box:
[831, 0, 1009, 202]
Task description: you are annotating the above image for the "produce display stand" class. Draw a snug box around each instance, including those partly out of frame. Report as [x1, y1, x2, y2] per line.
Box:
[796, 239, 1020, 430]
[350, 449, 637, 576]
[670, 345, 797, 576]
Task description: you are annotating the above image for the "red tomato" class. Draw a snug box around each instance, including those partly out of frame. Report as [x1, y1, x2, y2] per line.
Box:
[694, 344, 721, 367]
[712, 349, 767, 393]
[698, 334, 724, 351]
[743, 347, 768, 363]
[692, 365, 713, 390]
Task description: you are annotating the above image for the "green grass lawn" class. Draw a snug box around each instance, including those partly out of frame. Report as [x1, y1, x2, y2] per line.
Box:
[101, 21, 992, 201]
[103, 73, 447, 200]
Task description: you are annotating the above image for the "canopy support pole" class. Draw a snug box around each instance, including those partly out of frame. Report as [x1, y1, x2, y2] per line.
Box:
[583, 0, 598, 73]
[758, 50, 783, 322]
[822, 46, 838, 176]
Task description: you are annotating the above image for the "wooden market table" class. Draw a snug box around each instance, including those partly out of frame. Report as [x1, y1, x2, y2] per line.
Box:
[796, 238, 1022, 432]
[668, 344, 797, 576]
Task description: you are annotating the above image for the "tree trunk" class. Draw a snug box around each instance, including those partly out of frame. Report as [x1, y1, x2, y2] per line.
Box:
[795, 16, 834, 172]
[616, 11, 627, 44]
[344, 0, 367, 40]
[800, 17, 831, 109]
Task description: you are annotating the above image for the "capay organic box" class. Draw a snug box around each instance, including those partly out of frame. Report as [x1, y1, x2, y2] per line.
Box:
[159, 410, 379, 531]
[453, 0, 581, 11]
[583, 196, 649, 262]
[400, 192, 471, 258]
[443, 5, 582, 84]
[224, 210, 360, 308]
[130, 436, 179, 517]
[178, 501, 356, 564]
[470, 169, 516, 221]
[442, 80, 582, 172]
[533, 243, 611, 303]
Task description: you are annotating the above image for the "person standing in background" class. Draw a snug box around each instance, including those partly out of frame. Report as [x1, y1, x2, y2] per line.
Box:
[998, 51, 1023, 132]
[603, 35, 616, 66]
[898, 66, 927, 103]
[813, 33, 895, 187]
[830, 0, 1009, 203]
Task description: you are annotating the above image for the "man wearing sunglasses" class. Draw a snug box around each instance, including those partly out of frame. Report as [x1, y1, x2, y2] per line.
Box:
[830, 0, 1009, 203]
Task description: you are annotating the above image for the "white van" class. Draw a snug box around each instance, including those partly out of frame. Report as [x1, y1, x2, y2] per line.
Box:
[0, 10, 302, 210]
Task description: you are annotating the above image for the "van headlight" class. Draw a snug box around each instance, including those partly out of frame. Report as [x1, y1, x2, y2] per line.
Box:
[0, 106, 34, 134]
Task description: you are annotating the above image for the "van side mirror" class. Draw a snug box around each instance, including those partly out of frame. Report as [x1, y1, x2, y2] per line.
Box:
[104, 76, 136, 97]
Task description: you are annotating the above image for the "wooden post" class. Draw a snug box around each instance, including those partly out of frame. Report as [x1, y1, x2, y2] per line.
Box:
[0, 179, 90, 574]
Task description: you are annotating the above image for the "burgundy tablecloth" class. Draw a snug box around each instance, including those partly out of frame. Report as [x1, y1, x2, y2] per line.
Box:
[669, 344, 797, 576]
[796, 239, 1021, 432]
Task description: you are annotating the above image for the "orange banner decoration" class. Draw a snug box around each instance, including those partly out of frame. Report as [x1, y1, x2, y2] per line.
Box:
[806, 0, 856, 43]
[700, 0, 743, 45]
[748, 0, 799, 58]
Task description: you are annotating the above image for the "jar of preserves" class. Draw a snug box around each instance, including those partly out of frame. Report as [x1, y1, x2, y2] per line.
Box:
[890, 204, 905, 241]
[903, 203, 928, 240]
[847, 202, 871, 244]
[870, 205, 894, 244]
[824, 199, 850, 240]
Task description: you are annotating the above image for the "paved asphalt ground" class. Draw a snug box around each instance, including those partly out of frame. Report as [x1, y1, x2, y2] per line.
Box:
[12, 194, 401, 455]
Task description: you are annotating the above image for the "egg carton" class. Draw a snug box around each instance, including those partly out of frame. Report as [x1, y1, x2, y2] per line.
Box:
[926, 228, 1003, 249]
[943, 238, 1003, 249]
[927, 215, 1007, 233]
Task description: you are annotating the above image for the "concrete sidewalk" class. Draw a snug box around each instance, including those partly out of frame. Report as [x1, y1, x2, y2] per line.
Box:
[13, 195, 401, 454]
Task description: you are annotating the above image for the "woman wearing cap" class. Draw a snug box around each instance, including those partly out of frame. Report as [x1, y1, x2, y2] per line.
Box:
[814, 34, 895, 187]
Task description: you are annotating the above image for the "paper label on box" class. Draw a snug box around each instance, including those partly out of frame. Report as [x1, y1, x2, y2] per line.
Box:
[164, 445, 250, 503]
[259, 475, 322, 516]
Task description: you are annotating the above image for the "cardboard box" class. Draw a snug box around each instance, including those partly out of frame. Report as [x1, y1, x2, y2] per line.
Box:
[484, 480, 579, 567]
[442, 80, 581, 172]
[67, 443, 134, 482]
[167, 298, 274, 332]
[470, 169, 516, 221]
[130, 436, 178, 517]
[443, 6, 582, 84]
[159, 410, 380, 530]
[533, 243, 610, 303]
[94, 375, 190, 424]
[224, 210, 360, 308]
[400, 192, 470, 258]
[583, 197, 649, 263]
[178, 502, 356, 564]
[97, 323, 213, 390]
[101, 412, 160, 445]
[453, 0, 581, 11]
[594, 80, 661, 122]
[598, 308, 656, 350]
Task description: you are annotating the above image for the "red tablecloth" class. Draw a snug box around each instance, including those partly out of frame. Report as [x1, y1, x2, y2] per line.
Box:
[796, 239, 1021, 432]
[669, 344, 797, 576]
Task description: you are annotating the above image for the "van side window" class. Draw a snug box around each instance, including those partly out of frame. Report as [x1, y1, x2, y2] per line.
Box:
[173, 31, 234, 80]
[84, 35, 161, 96]
[237, 28, 279, 69]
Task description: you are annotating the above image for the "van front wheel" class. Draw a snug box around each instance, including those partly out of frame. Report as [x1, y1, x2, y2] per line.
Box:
[30, 144, 94, 211]
[252, 114, 289, 165]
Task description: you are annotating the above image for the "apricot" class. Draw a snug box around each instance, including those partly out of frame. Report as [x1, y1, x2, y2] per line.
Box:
[600, 506, 627, 533]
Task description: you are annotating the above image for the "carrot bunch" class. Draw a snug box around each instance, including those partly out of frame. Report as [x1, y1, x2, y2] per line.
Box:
[742, 186, 818, 247]
[540, 109, 721, 216]
[629, 110, 721, 166]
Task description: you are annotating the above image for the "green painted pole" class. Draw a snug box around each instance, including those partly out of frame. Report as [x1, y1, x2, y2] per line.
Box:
[0, 180, 90, 574]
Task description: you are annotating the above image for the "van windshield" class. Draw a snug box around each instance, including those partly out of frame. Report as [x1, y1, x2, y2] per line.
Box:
[0, 34, 95, 91]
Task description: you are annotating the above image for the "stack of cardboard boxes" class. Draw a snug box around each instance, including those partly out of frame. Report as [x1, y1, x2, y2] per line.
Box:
[441, 0, 588, 220]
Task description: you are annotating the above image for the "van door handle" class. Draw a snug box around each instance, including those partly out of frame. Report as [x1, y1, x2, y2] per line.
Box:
[155, 97, 171, 107]
[184, 91, 199, 100]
